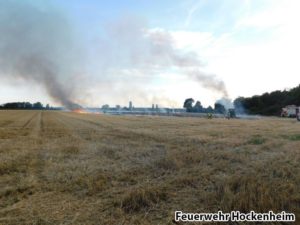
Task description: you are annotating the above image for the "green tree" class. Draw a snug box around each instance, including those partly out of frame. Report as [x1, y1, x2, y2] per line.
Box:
[193, 101, 203, 112]
[33, 102, 43, 109]
[214, 103, 226, 114]
[183, 98, 194, 112]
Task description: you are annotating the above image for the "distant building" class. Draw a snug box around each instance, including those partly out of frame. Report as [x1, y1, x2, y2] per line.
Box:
[129, 101, 133, 110]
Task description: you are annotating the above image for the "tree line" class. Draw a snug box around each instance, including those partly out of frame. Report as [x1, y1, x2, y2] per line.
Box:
[0, 102, 52, 110]
[234, 84, 300, 116]
[183, 98, 227, 114]
[184, 84, 300, 116]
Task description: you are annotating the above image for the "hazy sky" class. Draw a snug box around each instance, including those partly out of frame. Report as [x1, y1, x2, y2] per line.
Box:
[0, 0, 299, 107]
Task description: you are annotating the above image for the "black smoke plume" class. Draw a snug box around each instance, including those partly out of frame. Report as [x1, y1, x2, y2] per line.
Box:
[0, 0, 81, 109]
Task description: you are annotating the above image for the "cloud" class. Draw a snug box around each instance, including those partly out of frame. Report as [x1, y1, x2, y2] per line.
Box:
[237, 1, 300, 29]
[168, 0, 300, 99]
[184, 0, 205, 27]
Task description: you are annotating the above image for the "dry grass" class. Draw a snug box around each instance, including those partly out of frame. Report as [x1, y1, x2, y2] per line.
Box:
[0, 110, 299, 224]
[119, 187, 168, 213]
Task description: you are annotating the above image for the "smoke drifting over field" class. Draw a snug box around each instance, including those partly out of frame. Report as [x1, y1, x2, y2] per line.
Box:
[216, 97, 234, 110]
[0, 1, 229, 107]
[187, 70, 228, 97]
[146, 29, 229, 98]
[0, 0, 81, 109]
[99, 19, 229, 98]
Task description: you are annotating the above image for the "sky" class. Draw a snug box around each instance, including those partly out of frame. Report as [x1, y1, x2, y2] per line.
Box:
[0, 0, 300, 108]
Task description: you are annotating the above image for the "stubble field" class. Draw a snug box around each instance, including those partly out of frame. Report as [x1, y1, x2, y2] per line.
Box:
[0, 110, 299, 225]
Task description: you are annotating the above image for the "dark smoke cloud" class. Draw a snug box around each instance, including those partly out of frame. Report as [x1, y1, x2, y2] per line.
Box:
[186, 70, 229, 97]
[0, 0, 81, 109]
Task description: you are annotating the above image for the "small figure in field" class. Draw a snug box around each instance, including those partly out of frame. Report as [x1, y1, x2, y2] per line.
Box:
[207, 113, 213, 119]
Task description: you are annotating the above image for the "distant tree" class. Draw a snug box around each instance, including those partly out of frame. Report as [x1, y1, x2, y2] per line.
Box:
[233, 97, 246, 114]
[25, 102, 32, 109]
[3, 102, 20, 109]
[233, 84, 300, 116]
[183, 98, 194, 112]
[46, 104, 50, 110]
[214, 103, 226, 114]
[101, 104, 109, 109]
[206, 106, 214, 113]
[33, 102, 43, 109]
[193, 101, 203, 112]
[0, 102, 46, 110]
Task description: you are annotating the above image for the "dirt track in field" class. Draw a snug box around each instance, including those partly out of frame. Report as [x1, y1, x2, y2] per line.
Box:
[0, 110, 299, 225]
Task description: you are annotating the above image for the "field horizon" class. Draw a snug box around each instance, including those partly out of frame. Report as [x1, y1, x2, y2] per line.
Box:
[0, 110, 299, 224]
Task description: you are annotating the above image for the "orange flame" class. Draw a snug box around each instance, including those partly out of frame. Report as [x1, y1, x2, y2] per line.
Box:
[72, 109, 88, 114]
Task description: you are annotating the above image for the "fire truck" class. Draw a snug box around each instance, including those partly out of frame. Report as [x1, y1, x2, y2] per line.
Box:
[281, 105, 300, 121]
[281, 105, 297, 117]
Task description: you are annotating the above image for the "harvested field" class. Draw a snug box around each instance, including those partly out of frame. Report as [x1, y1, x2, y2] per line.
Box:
[0, 110, 299, 224]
